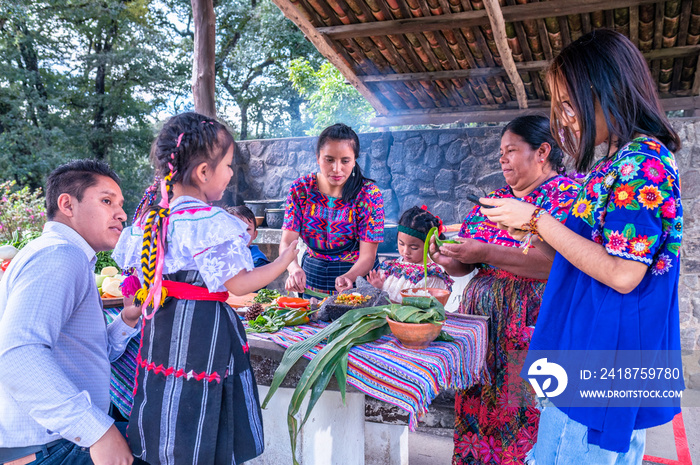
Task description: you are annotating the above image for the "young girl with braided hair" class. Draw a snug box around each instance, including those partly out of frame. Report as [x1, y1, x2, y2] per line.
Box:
[113, 112, 298, 464]
[367, 206, 453, 303]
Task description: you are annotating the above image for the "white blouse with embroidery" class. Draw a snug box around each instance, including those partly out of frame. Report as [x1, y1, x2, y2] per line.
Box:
[379, 258, 450, 303]
[113, 196, 254, 292]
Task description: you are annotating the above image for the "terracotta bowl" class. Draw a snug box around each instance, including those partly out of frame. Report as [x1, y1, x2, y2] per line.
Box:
[400, 287, 451, 306]
[385, 316, 444, 350]
[255, 216, 265, 227]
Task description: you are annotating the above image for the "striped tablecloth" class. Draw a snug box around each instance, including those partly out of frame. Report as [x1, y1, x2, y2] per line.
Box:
[249, 313, 488, 430]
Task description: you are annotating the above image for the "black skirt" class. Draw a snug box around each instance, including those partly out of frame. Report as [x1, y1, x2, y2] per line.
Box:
[301, 253, 379, 297]
[127, 270, 264, 465]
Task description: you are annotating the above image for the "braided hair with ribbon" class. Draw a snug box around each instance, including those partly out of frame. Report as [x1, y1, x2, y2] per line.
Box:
[398, 205, 445, 241]
[133, 112, 236, 315]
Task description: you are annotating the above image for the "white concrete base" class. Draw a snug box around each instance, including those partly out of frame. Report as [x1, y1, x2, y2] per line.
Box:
[249, 385, 366, 465]
[364, 421, 409, 465]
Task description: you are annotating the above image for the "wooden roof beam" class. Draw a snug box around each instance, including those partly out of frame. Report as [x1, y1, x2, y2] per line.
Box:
[318, 0, 662, 40]
[483, 0, 527, 108]
[370, 96, 700, 126]
[358, 45, 700, 83]
[270, 0, 389, 115]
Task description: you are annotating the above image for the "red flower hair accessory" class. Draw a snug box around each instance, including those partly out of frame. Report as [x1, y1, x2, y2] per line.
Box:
[420, 204, 444, 235]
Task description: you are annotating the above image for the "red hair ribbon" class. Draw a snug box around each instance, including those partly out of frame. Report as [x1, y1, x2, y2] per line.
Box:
[420, 205, 444, 235]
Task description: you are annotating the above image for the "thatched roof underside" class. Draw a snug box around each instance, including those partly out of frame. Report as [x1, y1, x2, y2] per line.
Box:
[272, 0, 700, 125]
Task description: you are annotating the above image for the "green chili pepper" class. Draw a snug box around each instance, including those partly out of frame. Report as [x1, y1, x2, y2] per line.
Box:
[423, 227, 460, 286]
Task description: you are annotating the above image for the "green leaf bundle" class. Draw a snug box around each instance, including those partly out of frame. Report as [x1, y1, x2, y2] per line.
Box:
[261, 305, 393, 465]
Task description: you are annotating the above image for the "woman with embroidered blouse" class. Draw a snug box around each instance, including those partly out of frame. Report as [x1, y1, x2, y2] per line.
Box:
[484, 29, 684, 463]
[280, 123, 384, 296]
[429, 115, 580, 465]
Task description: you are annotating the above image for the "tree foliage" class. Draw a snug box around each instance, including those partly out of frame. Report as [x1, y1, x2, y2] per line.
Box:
[0, 0, 189, 210]
[288, 58, 375, 135]
[0, 0, 376, 213]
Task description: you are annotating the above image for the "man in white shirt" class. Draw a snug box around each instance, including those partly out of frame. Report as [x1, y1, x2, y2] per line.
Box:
[0, 160, 141, 465]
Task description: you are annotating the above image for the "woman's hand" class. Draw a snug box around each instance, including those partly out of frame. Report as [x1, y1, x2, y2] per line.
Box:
[335, 274, 354, 292]
[480, 197, 537, 231]
[438, 238, 485, 265]
[367, 269, 386, 288]
[285, 267, 306, 293]
[428, 235, 452, 268]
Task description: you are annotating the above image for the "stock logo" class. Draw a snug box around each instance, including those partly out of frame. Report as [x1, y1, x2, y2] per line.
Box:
[528, 358, 568, 398]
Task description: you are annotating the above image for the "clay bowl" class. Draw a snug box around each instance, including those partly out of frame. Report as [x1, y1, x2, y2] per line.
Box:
[255, 216, 265, 227]
[385, 316, 444, 350]
[400, 287, 451, 306]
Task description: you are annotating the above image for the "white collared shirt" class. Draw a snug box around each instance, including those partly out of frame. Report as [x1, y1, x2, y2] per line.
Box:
[0, 221, 139, 448]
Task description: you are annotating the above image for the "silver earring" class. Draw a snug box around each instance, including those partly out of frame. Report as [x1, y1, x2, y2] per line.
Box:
[352, 171, 355, 177]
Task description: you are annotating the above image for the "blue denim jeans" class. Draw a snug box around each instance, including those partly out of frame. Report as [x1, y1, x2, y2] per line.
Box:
[24, 423, 144, 465]
[26, 440, 93, 465]
[529, 399, 646, 465]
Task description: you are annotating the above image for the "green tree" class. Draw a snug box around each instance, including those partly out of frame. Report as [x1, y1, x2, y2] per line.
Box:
[213, 0, 321, 139]
[0, 0, 189, 211]
[288, 58, 375, 135]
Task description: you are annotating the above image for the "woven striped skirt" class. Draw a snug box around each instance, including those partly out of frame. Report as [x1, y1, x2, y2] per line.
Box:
[127, 270, 264, 465]
[301, 253, 379, 296]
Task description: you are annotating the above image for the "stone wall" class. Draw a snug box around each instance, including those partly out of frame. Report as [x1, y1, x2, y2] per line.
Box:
[232, 120, 700, 355]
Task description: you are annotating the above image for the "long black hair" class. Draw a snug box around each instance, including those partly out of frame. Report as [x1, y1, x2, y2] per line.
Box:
[151, 112, 235, 198]
[316, 123, 373, 203]
[502, 115, 565, 174]
[549, 28, 680, 172]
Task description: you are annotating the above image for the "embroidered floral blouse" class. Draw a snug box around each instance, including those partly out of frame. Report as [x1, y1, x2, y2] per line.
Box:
[282, 173, 384, 262]
[527, 137, 684, 452]
[378, 257, 454, 303]
[458, 175, 580, 265]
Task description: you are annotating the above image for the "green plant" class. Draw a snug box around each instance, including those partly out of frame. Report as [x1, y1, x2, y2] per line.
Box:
[95, 251, 120, 274]
[288, 58, 375, 135]
[262, 304, 391, 465]
[0, 180, 47, 248]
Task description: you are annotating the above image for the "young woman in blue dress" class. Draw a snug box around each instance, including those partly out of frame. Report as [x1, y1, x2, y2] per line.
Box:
[483, 29, 684, 463]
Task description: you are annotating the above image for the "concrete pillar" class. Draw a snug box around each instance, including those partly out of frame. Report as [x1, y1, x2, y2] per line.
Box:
[250, 385, 365, 465]
[364, 421, 409, 465]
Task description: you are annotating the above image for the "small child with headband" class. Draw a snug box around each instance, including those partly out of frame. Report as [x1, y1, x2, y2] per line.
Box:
[367, 206, 453, 303]
[112, 112, 298, 464]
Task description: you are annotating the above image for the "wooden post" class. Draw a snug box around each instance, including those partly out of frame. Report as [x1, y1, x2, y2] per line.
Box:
[191, 0, 217, 118]
[482, 0, 528, 109]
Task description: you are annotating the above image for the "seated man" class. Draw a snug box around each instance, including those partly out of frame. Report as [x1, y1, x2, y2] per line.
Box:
[0, 160, 141, 465]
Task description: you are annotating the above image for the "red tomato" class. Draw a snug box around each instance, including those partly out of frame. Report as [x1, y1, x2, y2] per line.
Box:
[0, 260, 9, 272]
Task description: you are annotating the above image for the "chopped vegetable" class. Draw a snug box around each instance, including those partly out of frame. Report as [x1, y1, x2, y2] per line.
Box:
[254, 288, 281, 303]
[245, 304, 315, 333]
[334, 293, 371, 306]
